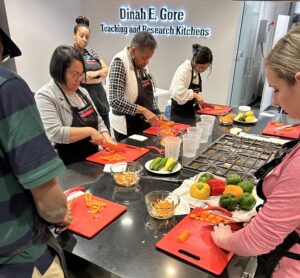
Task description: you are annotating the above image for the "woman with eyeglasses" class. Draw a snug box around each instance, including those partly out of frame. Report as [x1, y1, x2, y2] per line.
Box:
[35, 45, 113, 165]
[73, 16, 110, 131]
[169, 44, 213, 122]
[108, 31, 166, 141]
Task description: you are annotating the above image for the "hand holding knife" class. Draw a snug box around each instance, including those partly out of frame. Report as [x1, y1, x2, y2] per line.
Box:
[199, 101, 215, 110]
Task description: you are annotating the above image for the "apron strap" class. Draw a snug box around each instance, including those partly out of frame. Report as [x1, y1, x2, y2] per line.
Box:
[285, 251, 300, 260]
[254, 138, 300, 276]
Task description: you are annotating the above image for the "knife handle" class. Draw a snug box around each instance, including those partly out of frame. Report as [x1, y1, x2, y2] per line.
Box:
[64, 186, 85, 197]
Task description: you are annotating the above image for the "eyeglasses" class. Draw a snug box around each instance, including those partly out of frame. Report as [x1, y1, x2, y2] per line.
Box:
[2, 54, 10, 62]
[67, 71, 85, 80]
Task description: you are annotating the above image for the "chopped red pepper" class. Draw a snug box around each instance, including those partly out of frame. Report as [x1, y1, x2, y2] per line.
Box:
[207, 178, 226, 196]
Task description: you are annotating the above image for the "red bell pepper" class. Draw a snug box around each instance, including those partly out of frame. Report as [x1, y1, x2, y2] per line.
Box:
[207, 178, 226, 196]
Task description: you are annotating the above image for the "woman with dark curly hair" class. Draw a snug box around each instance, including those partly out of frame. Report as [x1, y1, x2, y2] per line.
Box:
[73, 16, 110, 131]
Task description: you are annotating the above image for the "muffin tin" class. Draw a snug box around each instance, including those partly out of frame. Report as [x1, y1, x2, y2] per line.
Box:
[183, 134, 283, 182]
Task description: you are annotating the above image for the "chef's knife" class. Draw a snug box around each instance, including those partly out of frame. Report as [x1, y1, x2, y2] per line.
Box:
[204, 221, 245, 228]
[275, 123, 300, 130]
[141, 175, 184, 184]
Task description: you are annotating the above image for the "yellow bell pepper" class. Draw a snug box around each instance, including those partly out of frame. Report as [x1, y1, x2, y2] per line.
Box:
[189, 182, 211, 199]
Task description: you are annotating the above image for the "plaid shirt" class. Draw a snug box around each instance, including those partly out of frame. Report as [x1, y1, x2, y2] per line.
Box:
[109, 58, 159, 116]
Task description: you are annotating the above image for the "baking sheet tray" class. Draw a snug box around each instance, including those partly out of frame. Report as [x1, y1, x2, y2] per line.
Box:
[183, 134, 282, 181]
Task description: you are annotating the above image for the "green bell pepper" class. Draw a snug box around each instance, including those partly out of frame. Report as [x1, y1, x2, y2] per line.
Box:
[219, 193, 238, 211]
[198, 172, 214, 183]
[238, 180, 254, 194]
[238, 193, 256, 211]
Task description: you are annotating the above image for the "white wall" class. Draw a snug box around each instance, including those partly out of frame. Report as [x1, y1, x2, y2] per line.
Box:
[84, 0, 242, 105]
[5, 0, 242, 105]
[4, 0, 81, 91]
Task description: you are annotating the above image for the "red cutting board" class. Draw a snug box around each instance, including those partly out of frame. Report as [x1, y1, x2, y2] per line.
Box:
[143, 123, 190, 136]
[156, 207, 239, 275]
[86, 143, 149, 165]
[68, 194, 127, 238]
[262, 121, 300, 139]
[197, 105, 232, 116]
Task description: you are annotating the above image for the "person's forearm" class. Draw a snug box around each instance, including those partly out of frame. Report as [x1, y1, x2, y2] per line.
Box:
[136, 104, 147, 115]
[81, 77, 103, 85]
[136, 105, 156, 120]
[99, 68, 108, 77]
[31, 178, 67, 224]
[101, 131, 112, 142]
[193, 92, 203, 102]
[69, 127, 96, 143]
[99, 59, 109, 77]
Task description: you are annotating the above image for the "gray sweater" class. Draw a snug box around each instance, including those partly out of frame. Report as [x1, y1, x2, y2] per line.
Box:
[35, 79, 108, 145]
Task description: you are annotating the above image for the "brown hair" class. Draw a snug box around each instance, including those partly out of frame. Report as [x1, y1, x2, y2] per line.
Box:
[265, 25, 300, 85]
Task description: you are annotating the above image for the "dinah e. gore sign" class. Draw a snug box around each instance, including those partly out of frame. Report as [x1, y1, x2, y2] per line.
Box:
[100, 6, 212, 38]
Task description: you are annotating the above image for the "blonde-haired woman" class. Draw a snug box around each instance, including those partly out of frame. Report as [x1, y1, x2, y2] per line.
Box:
[212, 26, 300, 277]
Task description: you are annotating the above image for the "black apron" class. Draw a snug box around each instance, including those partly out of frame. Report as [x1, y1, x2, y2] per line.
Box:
[171, 68, 202, 122]
[55, 86, 99, 165]
[253, 139, 300, 277]
[113, 68, 155, 141]
[80, 49, 110, 130]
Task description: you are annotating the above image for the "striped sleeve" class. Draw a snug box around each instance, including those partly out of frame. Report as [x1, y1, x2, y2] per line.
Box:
[0, 74, 65, 189]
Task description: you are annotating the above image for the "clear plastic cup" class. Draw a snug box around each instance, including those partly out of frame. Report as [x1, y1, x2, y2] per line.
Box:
[182, 134, 198, 157]
[164, 136, 182, 161]
[186, 126, 203, 146]
[196, 122, 211, 143]
[200, 115, 215, 135]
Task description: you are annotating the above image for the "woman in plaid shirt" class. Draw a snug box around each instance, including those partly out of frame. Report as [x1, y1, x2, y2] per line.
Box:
[108, 31, 166, 141]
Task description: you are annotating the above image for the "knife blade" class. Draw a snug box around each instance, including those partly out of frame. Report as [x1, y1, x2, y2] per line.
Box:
[275, 123, 300, 130]
[204, 221, 245, 228]
[141, 176, 184, 184]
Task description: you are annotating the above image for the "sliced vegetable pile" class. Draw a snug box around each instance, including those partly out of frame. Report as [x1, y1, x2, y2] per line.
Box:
[151, 199, 175, 218]
[189, 210, 235, 224]
[149, 156, 178, 172]
[189, 172, 257, 212]
[83, 193, 107, 218]
[219, 113, 235, 124]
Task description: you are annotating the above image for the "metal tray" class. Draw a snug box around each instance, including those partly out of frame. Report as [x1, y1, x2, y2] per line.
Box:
[183, 134, 283, 181]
